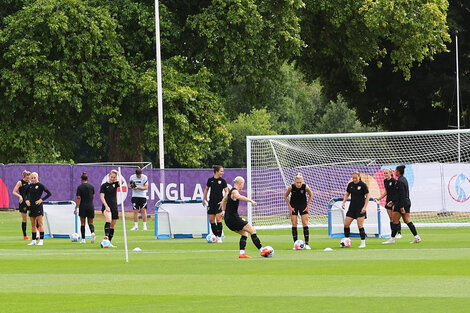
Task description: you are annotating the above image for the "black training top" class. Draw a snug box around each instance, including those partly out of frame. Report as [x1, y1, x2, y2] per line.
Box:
[289, 183, 307, 209]
[77, 183, 95, 210]
[346, 180, 369, 211]
[100, 182, 118, 210]
[383, 178, 397, 203]
[18, 179, 30, 199]
[225, 188, 240, 219]
[395, 176, 410, 209]
[206, 176, 227, 205]
[26, 182, 51, 208]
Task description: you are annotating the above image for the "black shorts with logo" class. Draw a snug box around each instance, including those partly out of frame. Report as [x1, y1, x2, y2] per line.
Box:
[102, 206, 119, 220]
[132, 197, 147, 210]
[19, 202, 28, 214]
[28, 205, 43, 217]
[292, 205, 308, 216]
[224, 215, 248, 232]
[394, 203, 411, 214]
[207, 202, 222, 215]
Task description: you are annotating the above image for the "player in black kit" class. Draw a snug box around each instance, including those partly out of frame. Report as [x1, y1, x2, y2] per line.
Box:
[383, 165, 421, 244]
[203, 165, 228, 243]
[100, 169, 123, 247]
[376, 168, 402, 238]
[221, 176, 273, 258]
[74, 172, 96, 244]
[284, 174, 313, 249]
[12, 170, 31, 240]
[342, 172, 369, 248]
[25, 172, 51, 246]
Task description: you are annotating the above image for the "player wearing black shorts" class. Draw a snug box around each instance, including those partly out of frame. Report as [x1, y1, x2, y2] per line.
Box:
[100, 169, 122, 247]
[383, 165, 421, 245]
[342, 172, 369, 248]
[221, 176, 273, 258]
[12, 170, 31, 240]
[203, 165, 228, 243]
[25, 172, 51, 246]
[129, 168, 149, 231]
[376, 168, 402, 238]
[284, 174, 313, 249]
[74, 172, 96, 244]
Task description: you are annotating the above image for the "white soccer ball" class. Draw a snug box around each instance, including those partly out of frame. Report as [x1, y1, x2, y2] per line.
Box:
[70, 233, 80, 242]
[294, 239, 305, 250]
[206, 234, 217, 243]
[340, 237, 351, 248]
[100, 238, 111, 248]
[261, 246, 274, 258]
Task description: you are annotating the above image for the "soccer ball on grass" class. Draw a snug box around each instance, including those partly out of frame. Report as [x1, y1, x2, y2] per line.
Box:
[340, 237, 351, 248]
[70, 233, 80, 242]
[294, 240, 305, 250]
[206, 234, 217, 243]
[100, 237, 111, 248]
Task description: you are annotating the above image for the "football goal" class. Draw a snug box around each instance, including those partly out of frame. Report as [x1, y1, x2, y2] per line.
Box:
[247, 129, 470, 229]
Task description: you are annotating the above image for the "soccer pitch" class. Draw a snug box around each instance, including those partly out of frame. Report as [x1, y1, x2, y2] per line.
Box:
[1, 212, 469, 313]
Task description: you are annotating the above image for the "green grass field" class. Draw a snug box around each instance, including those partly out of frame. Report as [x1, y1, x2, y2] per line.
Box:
[1, 211, 470, 313]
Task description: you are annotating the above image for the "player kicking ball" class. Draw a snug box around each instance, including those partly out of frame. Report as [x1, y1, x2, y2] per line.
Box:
[220, 176, 273, 258]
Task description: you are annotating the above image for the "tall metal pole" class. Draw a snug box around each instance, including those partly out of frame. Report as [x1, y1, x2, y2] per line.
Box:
[155, 0, 164, 169]
[456, 32, 461, 162]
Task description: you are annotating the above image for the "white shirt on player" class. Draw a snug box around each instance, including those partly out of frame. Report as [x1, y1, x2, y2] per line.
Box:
[129, 174, 148, 198]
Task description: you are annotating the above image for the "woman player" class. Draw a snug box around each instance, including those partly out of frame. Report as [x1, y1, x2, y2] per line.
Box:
[376, 168, 402, 238]
[383, 165, 421, 244]
[284, 174, 313, 250]
[25, 172, 51, 246]
[100, 169, 123, 247]
[12, 170, 32, 240]
[342, 171, 369, 248]
[202, 165, 228, 243]
[74, 172, 96, 244]
[221, 176, 273, 258]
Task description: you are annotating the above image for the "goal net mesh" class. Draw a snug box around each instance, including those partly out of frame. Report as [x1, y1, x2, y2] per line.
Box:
[247, 130, 470, 228]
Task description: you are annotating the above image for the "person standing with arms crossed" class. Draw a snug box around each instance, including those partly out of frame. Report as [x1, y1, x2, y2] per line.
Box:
[203, 165, 228, 243]
[12, 170, 31, 240]
[25, 172, 51, 246]
[74, 172, 96, 244]
[129, 168, 149, 231]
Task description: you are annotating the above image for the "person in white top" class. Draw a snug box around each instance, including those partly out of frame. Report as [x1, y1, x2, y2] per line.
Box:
[129, 168, 149, 230]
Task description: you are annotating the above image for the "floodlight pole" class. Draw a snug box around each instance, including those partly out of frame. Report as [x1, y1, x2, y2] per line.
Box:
[456, 32, 461, 163]
[155, 0, 164, 170]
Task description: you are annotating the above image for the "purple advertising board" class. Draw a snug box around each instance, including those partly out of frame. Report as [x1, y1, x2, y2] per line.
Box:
[0, 164, 246, 214]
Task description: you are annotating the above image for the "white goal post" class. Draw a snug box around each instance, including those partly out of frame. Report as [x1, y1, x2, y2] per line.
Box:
[247, 129, 470, 229]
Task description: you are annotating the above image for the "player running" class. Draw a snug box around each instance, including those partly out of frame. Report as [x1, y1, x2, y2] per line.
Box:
[25, 172, 51, 246]
[376, 168, 402, 238]
[383, 165, 421, 244]
[129, 168, 149, 231]
[284, 173, 313, 250]
[221, 176, 273, 258]
[74, 172, 96, 244]
[342, 171, 369, 248]
[100, 169, 123, 247]
[12, 170, 31, 240]
[202, 165, 228, 243]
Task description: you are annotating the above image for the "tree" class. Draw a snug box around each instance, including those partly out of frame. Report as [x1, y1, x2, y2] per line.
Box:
[226, 109, 277, 167]
[297, 0, 451, 97]
[0, 0, 131, 163]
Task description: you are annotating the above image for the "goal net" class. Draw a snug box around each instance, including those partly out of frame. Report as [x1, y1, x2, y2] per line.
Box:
[247, 129, 470, 229]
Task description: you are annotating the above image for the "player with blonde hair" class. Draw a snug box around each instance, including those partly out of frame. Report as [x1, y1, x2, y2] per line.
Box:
[284, 173, 313, 249]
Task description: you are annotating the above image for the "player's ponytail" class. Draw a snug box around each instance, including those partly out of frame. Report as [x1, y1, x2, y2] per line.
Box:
[81, 172, 88, 181]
